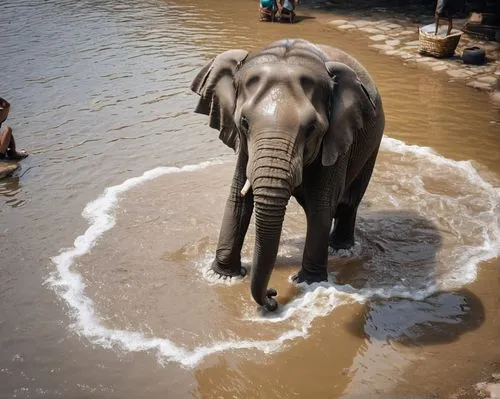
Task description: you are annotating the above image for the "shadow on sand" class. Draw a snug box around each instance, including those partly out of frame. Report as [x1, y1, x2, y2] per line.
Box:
[334, 209, 486, 347]
[260, 14, 316, 24]
[347, 288, 485, 346]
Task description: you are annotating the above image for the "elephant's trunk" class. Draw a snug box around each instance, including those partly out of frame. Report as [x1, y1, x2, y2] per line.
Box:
[249, 146, 294, 311]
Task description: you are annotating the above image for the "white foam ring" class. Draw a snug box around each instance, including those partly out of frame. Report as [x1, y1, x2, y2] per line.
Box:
[47, 137, 500, 368]
[381, 136, 500, 286]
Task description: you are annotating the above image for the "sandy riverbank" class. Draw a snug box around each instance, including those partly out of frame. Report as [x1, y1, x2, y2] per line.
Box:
[301, 0, 499, 110]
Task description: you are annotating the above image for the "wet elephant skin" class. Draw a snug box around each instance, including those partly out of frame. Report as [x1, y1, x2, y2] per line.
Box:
[191, 39, 385, 311]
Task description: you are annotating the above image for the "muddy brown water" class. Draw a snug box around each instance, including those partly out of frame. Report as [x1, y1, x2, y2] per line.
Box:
[1, 0, 499, 398]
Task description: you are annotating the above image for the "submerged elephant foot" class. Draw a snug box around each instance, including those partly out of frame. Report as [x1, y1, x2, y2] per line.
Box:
[211, 260, 247, 279]
[328, 237, 355, 251]
[291, 268, 328, 284]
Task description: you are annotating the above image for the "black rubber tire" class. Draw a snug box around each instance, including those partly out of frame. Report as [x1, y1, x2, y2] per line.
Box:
[462, 46, 486, 65]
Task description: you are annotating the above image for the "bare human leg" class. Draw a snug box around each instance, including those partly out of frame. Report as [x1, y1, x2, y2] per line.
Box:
[0, 126, 13, 156]
[0, 126, 28, 159]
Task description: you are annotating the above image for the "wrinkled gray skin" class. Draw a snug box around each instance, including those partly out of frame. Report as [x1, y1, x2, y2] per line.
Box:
[191, 39, 385, 311]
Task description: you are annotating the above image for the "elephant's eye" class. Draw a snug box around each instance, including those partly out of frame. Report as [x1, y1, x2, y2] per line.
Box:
[300, 76, 315, 97]
[240, 116, 250, 133]
[304, 123, 316, 139]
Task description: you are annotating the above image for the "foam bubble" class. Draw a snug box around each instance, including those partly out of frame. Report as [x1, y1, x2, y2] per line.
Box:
[47, 137, 500, 368]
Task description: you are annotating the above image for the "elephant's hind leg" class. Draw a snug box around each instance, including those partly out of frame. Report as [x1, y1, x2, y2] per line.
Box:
[292, 206, 332, 284]
[329, 202, 357, 251]
[329, 150, 379, 251]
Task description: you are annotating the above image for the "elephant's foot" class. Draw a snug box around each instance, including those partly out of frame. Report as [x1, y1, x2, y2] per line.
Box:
[291, 268, 328, 284]
[328, 237, 355, 251]
[211, 260, 247, 279]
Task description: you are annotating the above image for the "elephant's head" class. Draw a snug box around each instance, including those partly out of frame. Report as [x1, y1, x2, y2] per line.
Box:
[191, 39, 376, 310]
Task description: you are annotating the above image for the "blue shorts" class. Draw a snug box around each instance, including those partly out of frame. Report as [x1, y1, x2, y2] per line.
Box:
[282, 0, 294, 11]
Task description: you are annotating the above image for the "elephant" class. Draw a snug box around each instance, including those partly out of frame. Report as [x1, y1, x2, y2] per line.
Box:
[190, 39, 385, 311]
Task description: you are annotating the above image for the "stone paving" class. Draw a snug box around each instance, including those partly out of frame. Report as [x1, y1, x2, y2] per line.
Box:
[327, 16, 500, 92]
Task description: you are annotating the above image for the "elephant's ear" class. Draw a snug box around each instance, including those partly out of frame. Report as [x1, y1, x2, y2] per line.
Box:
[191, 49, 249, 151]
[322, 61, 376, 166]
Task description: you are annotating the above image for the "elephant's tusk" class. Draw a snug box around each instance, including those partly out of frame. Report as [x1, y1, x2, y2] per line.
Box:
[240, 179, 251, 197]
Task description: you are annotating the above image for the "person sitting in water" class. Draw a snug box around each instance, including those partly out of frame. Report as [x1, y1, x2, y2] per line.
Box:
[259, 0, 278, 21]
[0, 97, 28, 160]
[434, 0, 464, 36]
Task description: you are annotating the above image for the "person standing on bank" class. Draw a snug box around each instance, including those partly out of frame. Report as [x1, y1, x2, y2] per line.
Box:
[434, 0, 465, 36]
[0, 97, 28, 160]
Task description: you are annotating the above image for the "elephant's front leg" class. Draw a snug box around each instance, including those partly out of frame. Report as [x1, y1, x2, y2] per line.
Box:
[292, 206, 332, 284]
[212, 155, 253, 278]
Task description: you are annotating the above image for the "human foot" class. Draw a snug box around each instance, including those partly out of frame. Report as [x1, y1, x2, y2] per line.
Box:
[7, 149, 28, 160]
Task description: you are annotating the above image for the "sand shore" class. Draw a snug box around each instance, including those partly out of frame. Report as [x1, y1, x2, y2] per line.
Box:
[305, 0, 499, 113]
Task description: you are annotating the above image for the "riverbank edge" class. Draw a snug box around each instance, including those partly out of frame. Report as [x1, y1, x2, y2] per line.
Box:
[300, 3, 500, 108]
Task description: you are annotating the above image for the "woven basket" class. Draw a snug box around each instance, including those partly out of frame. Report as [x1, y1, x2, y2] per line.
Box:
[418, 24, 462, 58]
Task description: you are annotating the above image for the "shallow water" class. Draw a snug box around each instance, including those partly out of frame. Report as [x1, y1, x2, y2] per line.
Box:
[1, 0, 499, 397]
